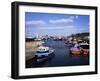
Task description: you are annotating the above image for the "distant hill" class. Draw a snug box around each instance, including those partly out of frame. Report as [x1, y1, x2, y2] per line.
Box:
[69, 32, 89, 38]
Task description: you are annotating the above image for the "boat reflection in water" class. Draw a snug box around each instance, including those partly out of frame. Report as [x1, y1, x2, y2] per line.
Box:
[35, 46, 55, 62]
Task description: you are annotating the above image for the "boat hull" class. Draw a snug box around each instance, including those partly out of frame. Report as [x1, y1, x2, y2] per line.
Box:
[35, 49, 54, 62]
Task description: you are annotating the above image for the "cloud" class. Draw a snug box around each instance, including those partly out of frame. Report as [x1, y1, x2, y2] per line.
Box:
[26, 15, 79, 26]
[70, 15, 79, 19]
[49, 16, 78, 24]
[75, 16, 79, 19]
[49, 18, 73, 24]
[26, 20, 45, 25]
[37, 26, 76, 30]
[38, 27, 63, 30]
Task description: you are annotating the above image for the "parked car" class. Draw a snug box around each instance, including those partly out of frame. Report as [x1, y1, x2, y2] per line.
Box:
[80, 44, 89, 55]
[35, 46, 54, 62]
[69, 44, 82, 55]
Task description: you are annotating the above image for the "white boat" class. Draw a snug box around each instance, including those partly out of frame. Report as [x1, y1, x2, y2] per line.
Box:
[35, 46, 54, 62]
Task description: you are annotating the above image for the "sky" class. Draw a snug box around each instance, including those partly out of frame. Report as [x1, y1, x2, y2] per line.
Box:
[25, 12, 89, 38]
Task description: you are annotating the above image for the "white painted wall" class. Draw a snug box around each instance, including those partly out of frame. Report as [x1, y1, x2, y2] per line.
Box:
[0, 0, 99, 81]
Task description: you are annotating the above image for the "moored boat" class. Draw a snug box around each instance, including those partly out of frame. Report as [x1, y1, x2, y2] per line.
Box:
[35, 46, 54, 62]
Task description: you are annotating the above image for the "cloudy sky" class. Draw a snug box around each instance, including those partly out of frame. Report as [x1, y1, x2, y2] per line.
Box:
[25, 12, 89, 38]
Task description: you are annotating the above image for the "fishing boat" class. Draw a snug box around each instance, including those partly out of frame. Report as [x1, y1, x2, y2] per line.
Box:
[35, 46, 54, 62]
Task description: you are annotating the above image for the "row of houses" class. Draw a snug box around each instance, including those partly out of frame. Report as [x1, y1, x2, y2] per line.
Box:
[65, 33, 89, 44]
